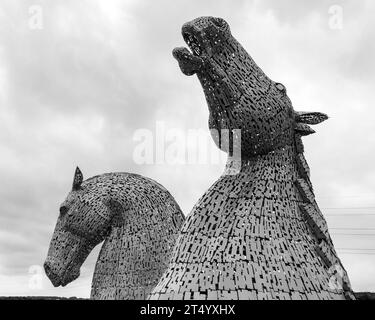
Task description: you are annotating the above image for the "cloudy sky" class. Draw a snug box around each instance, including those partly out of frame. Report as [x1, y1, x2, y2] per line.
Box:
[0, 0, 374, 298]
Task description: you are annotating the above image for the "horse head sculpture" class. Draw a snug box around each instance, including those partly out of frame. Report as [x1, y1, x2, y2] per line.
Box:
[149, 16, 355, 300]
[172, 16, 327, 158]
[44, 167, 185, 299]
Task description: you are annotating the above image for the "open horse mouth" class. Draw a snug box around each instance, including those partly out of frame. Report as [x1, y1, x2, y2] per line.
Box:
[172, 26, 206, 76]
[182, 31, 203, 56]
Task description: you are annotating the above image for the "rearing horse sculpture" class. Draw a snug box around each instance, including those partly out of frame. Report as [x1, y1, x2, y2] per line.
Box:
[149, 16, 355, 300]
[44, 167, 185, 299]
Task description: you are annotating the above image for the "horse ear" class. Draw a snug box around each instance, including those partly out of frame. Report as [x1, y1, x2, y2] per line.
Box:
[295, 123, 315, 136]
[72, 166, 83, 191]
[295, 111, 328, 125]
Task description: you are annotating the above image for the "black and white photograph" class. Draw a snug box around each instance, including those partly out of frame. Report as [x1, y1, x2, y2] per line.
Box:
[0, 0, 374, 308]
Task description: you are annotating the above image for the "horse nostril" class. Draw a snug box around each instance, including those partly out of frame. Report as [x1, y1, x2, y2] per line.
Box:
[44, 261, 62, 287]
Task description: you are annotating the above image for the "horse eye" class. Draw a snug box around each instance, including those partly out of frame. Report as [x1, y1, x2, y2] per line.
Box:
[59, 206, 69, 216]
[212, 18, 226, 28]
[275, 83, 286, 93]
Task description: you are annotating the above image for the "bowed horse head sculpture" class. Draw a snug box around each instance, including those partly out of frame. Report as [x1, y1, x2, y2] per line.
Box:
[44, 167, 184, 299]
[44, 167, 109, 287]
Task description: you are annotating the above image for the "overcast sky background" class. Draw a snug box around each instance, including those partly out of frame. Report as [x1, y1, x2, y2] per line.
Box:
[0, 0, 374, 297]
